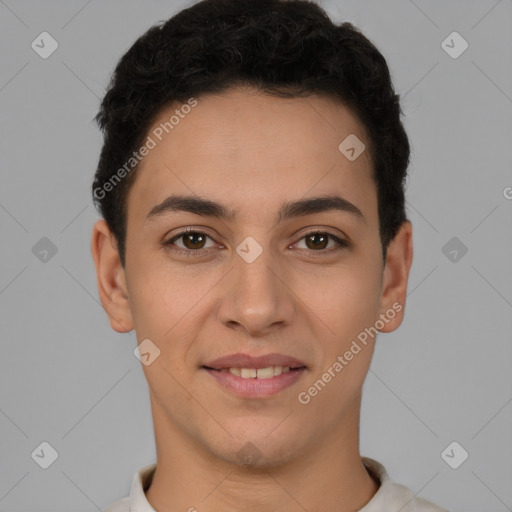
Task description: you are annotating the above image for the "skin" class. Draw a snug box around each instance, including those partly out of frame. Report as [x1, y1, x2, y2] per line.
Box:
[91, 86, 413, 512]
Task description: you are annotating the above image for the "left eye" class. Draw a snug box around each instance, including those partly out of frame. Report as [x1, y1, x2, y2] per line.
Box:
[294, 231, 348, 252]
[166, 229, 217, 252]
[164, 229, 348, 255]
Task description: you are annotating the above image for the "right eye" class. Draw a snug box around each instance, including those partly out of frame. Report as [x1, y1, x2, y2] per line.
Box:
[164, 228, 219, 256]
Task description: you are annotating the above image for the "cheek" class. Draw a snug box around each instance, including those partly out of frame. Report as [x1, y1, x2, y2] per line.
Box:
[126, 252, 201, 333]
[338, 275, 381, 339]
[297, 268, 380, 409]
[298, 259, 382, 340]
[126, 259, 220, 379]
[128, 267, 203, 403]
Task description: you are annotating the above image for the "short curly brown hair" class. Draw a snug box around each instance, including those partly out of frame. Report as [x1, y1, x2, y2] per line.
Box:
[92, 0, 410, 267]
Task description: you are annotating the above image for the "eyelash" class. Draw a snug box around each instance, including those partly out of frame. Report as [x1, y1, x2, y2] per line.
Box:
[164, 227, 349, 258]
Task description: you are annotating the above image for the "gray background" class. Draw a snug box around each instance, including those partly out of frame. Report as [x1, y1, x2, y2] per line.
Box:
[0, 0, 511, 511]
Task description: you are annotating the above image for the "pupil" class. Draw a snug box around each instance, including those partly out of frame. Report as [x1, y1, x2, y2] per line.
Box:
[307, 233, 327, 250]
[185, 233, 204, 249]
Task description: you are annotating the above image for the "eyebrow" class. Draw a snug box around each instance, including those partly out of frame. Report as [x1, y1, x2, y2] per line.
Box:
[145, 194, 365, 224]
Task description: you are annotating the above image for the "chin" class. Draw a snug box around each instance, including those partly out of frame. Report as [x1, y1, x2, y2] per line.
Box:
[209, 424, 309, 469]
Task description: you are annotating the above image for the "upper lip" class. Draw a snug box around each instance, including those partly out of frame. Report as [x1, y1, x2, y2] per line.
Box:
[203, 353, 307, 370]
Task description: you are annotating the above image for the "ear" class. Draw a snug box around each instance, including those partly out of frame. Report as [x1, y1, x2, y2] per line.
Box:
[90, 219, 134, 333]
[378, 220, 413, 333]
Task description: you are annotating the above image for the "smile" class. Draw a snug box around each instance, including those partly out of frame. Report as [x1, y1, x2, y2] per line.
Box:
[202, 366, 307, 398]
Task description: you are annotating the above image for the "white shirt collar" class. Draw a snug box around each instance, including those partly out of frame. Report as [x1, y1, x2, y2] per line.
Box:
[105, 457, 447, 511]
[359, 457, 448, 511]
[130, 463, 157, 512]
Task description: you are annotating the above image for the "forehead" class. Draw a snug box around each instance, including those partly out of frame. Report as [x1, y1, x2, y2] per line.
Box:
[126, 87, 376, 226]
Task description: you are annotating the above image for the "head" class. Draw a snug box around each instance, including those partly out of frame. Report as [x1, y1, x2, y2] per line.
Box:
[92, 0, 410, 267]
[91, 0, 413, 468]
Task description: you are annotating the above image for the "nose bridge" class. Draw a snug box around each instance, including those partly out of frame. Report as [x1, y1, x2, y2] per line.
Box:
[217, 237, 295, 334]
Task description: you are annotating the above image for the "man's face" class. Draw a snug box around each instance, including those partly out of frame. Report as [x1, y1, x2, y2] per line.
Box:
[105, 87, 404, 465]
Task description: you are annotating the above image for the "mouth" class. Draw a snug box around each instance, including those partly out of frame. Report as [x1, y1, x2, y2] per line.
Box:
[202, 366, 307, 398]
[201, 353, 308, 398]
[203, 352, 307, 371]
[202, 365, 306, 379]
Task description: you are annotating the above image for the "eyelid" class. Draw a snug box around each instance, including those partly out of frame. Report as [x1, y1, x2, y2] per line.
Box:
[290, 230, 349, 257]
[292, 225, 349, 244]
[166, 227, 220, 254]
[164, 226, 349, 256]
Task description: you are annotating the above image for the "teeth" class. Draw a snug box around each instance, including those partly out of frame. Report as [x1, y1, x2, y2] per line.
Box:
[240, 368, 257, 378]
[255, 367, 274, 379]
[228, 366, 291, 379]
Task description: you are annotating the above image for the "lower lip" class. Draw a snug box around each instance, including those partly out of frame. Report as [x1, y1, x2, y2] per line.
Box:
[203, 367, 307, 398]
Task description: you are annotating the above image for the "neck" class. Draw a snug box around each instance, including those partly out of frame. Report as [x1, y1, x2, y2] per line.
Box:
[145, 393, 379, 512]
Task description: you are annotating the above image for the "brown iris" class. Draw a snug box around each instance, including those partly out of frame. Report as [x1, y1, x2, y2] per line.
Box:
[305, 232, 329, 250]
[182, 232, 207, 250]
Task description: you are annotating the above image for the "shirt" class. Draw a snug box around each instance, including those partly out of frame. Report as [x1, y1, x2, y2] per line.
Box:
[103, 457, 449, 512]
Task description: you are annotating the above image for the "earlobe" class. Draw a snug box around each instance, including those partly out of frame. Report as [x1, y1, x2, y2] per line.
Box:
[90, 219, 134, 333]
[378, 220, 413, 333]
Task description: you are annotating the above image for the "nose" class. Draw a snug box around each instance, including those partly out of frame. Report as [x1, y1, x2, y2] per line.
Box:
[216, 245, 296, 337]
